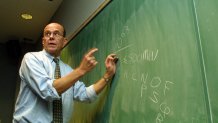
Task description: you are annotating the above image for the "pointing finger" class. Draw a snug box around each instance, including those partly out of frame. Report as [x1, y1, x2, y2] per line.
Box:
[86, 48, 98, 56]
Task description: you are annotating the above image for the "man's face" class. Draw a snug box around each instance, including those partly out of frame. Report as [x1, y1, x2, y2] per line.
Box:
[42, 23, 67, 57]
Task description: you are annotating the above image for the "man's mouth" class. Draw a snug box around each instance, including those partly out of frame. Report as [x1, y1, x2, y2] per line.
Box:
[48, 43, 56, 46]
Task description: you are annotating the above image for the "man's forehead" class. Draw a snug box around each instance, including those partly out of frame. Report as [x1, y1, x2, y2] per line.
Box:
[44, 23, 64, 32]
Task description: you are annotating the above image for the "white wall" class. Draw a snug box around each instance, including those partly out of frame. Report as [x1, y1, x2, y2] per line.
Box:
[51, 0, 106, 39]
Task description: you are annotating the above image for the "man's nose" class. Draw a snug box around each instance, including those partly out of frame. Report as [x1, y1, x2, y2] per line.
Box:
[49, 33, 55, 37]
[48, 33, 56, 39]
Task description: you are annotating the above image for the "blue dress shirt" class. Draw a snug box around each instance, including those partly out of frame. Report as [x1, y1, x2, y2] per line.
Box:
[13, 50, 97, 123]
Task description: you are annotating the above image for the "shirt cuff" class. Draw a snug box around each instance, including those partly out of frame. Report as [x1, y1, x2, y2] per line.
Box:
[48, 79, 61, 100]
[86, 85, 98, 102]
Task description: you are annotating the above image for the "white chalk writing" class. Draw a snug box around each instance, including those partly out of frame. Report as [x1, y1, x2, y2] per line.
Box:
[123, 71, 174, 123]
[121, 49, 159, 64]
[112, 26, 130, 53]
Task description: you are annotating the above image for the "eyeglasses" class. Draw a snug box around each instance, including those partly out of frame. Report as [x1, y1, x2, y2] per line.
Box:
[44, 31, 64, 38]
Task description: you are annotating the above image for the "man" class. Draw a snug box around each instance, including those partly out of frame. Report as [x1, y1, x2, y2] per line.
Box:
[13, 23, 117, 123]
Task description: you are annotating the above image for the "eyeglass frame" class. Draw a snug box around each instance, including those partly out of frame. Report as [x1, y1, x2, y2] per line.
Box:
[43, 31, 64, 38]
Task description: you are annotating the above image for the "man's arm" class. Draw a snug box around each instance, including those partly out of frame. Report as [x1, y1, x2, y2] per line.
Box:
[53, 48, 99, 94]
[93, 54, 118, 94]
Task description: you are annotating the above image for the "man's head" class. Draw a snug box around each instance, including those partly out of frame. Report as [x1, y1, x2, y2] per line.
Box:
[42, 23, 67, 57]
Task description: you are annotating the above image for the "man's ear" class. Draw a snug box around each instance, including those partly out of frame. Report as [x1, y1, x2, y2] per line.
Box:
[63, 38, 68, 47]
[42, 38, 45, 45]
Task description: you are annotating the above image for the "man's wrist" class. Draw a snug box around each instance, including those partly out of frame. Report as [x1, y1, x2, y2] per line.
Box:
[103, 76, 110, 83]
[75, 68, 86, 76]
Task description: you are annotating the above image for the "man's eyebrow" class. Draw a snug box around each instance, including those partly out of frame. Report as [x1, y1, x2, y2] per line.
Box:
[44, 30, 61, 33]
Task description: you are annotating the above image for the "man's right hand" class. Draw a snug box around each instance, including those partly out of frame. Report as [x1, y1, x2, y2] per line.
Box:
[77, 48, 98, 75]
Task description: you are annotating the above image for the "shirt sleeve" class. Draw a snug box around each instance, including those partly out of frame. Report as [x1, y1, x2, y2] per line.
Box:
[73, 81, 98, 103]
[20, 53, 60, 101]
[86, 85, 98, 102]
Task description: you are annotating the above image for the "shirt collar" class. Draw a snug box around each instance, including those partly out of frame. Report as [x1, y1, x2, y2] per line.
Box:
[42, 49, 60, 63]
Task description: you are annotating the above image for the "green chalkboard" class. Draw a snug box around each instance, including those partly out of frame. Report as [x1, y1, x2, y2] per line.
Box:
[195, 0, 218, 123]
[61, 0, 217, 123]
